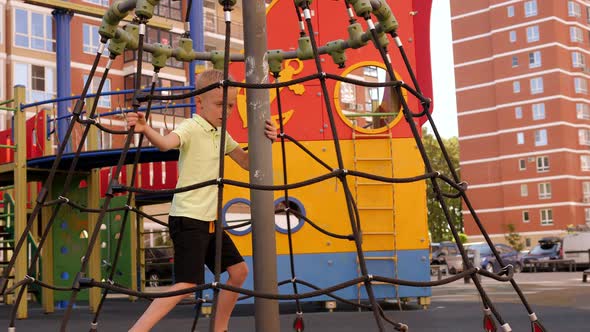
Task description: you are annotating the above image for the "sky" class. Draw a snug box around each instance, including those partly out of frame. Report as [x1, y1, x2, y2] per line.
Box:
[426, 0, 459, 138]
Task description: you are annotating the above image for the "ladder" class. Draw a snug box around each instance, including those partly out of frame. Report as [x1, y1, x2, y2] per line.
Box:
[351, 129, 399, 306]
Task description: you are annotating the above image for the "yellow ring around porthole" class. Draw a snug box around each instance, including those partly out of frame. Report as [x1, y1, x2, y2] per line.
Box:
[334, 61, 406, 135]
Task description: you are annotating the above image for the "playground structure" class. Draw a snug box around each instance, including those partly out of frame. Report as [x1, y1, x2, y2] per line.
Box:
[0, 0, 549, 331]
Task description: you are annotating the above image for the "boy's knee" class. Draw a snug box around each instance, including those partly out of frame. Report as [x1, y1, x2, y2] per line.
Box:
[229, 262, 248, 284]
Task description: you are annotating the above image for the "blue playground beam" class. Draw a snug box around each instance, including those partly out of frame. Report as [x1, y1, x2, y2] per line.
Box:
[189, 0, 204, 116]
[52, 9, 73, 152]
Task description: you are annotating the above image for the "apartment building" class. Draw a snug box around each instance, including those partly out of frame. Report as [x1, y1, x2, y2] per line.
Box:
[0, 0, 245, 148]
[451, 0, 590, 245]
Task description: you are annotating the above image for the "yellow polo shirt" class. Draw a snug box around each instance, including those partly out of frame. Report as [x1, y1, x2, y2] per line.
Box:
[169, 114, 239, 221]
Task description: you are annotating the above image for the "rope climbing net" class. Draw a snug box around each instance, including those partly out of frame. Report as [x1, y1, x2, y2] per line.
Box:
[1, 1, 549, 332]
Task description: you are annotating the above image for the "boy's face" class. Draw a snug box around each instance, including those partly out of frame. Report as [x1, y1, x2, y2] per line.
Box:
[198, 87, 238, 128]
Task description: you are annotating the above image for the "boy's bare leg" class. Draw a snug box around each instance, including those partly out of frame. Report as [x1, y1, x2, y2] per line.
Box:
[129, 282, 196, 332]
[213, 262, 248, 332]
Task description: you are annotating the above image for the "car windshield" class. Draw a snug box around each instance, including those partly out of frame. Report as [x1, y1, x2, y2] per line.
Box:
[467, 244, 492, 256]
[529, 244, 556, 255]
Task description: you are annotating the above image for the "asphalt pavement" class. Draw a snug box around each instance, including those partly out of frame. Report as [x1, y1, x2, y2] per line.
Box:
[0, 271, 587, 331]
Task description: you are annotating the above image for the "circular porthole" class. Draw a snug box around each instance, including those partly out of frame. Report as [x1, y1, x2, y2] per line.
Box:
[222, 198, 252, 235]
[274, 197, 306, 234]
[334, 61, 406, 134]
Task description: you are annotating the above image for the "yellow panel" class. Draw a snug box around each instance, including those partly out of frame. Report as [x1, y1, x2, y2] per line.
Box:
[223, 138, 428, 255]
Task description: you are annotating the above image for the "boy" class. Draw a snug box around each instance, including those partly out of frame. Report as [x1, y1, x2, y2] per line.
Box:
[128, 69, 277, 332]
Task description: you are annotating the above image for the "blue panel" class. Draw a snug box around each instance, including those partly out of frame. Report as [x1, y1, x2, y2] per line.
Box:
[203, 250, 431, 304]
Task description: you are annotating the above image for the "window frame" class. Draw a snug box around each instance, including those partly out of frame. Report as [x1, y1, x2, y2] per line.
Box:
[526, 25, 540, 42]
[509, 30, 517, 43]
[576, 103, 590, 119]
[517, 132, 525, 144]
[534, 129, 548, 146]
[13, 8, 55, 53]
[572, 51, 586, 68]
[568, 1, 582, 17]
[529, 51, 541, 68]
[536, 155, 549, 172]
[519, 158, 526, 170]
[523, 210, 530, 223]
[575, 77, 588, 94]
[538, 182, 552, 199]
[530, 77, 544, 94]
[515, 106, 523, 119]
[532, 103, 545, 120]
[540, 209, 553, 225]
[513, 81, 521, 93]
[524, 0, 538, 17]
[520, 184, 529, 197]
[580, 155, 590, 171]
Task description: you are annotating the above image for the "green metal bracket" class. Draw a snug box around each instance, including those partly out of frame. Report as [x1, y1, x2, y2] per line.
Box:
[108, 24, 139, 56]
[174, 37, 195, 62]
[346, 0, 372, 18]
[210, 50, 226, 70]
[371, 30, 390, 48]
[267, 50, 284, 74]
[294, 0, 313, 8]
[151, 43, 172, 69]
[135, 0, 160, 19]
[372, 0, 399, 33]
[99, 0, 133, 40]
[326, 40, 347, 68]
[296, 36, 314, 60]
[347, 22, 368, 49]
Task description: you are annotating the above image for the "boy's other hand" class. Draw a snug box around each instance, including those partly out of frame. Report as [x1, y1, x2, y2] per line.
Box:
[126, 112, 147, 133]
[265, 119, 278, 142]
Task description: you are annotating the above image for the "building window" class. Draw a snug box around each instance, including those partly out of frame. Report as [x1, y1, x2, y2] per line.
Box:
[124, 29, 185, 69]
[530, 77, 544, 94]
[581, 155, 590, 171]
[14, 9, 55, 52]
[572, 52, 586, 68]
[513, 81, 521, 93]
[568, 1, 582, 17]
[523, 211, 530, 223]
[583, 182, 590, 202]
[83, 24, 109, 56]
[154, 0, 182, 20]
[83, 0, 109, 6]
[587, 6, 590, 23]
[507, 5, 515, 17]
[519, 158, 526, 170]
[585, 209, 590, 223]
[534, 129, 548, 146]
[580, 129, 590, 145]
[526, 26, 539, 42]
[538, 182, 552, 199]
[532, 103, 545, 120]
[204, 8, 216, 32]
[525, 0, 538, 17]
[540, 209, 553, 225]
[515, 106, 523, 119]
[570, 26, 584, 42]
[529, 51, 541, 68]
[576, 103, 590, 119]
[536, 156, 549, 172]
[13, 63, 55, 103]
[521, 184, 529, 197]
[575, 77, 588, 94]
[83, 75, 111, 108]
[517, 132, 525, 144]
[512, 56, 519, 67]
[509, 30, 517, 42]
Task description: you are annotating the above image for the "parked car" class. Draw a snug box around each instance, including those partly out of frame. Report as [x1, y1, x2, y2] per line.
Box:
[430, 241, 459, 265]
[562, 232, 590, 267]
[520, 237, 562, 271]
[446, 243, 522, 274]
[145, 247, 174, 287]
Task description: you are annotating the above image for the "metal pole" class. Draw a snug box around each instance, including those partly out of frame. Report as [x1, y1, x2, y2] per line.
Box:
[189, 0, 203, 116]
[243, 2, 280, 331]
[52, 9, 73, 152]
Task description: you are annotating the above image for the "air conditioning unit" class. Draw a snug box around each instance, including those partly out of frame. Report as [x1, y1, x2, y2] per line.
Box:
[583, 196, 590, 203]
[528, 157, 536, 162]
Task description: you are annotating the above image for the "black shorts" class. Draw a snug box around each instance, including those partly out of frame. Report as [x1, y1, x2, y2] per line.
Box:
[169, 216, 244, 285]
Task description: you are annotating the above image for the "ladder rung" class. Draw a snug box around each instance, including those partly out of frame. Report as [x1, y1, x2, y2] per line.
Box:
[365, 256, 396, 261]
[353, 133, 392, 138]
[0, 247, 14, 251]
[355, 157, 392, 161]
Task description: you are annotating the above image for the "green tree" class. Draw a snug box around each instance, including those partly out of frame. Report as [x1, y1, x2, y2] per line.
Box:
[422, 128, 464, 242]
[504, 223, 524, 251]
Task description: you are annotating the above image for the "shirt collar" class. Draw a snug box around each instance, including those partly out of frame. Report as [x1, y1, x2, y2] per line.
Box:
[193, 114, 217, 133]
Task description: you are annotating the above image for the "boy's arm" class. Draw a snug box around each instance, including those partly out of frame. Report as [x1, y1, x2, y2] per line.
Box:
[228, 120, 277, 171]
[126, 112, 180, 151]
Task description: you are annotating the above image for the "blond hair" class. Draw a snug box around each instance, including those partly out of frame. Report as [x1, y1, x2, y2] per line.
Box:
[196, 69, 234, 89]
